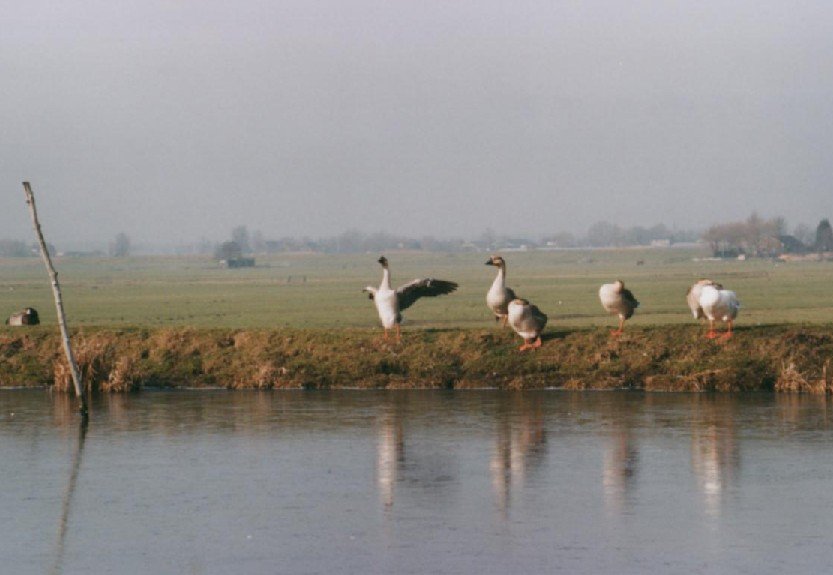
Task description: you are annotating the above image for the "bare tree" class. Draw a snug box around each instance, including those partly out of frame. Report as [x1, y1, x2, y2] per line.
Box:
[231, 225, 251, 253]
[109, 232, 131, 257]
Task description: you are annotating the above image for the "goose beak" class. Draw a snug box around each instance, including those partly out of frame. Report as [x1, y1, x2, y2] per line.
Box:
[484, 259, 494, 266]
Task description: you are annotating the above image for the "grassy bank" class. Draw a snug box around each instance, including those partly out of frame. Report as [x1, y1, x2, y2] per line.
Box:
[1, 325, 831, 393]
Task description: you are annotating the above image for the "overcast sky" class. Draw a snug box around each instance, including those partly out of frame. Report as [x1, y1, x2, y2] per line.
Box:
[2, 0, 832, 247]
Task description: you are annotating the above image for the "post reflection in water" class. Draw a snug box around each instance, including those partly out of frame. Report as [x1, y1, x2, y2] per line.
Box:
[490, 395, 547, 516]
[690, 396, 740, 516]
[51, 410, 88, 575]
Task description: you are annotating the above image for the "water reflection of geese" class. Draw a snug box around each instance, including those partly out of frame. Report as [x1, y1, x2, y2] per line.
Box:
[690, 398, 740, 516]
[602, 426, 638, 512]
[376, 401, 459, 511]
[376, 411, 404, 510]
[490, 399, 547, 516]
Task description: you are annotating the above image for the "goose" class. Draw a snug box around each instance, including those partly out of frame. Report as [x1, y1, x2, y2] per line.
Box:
[686, 279, 723, 320]
[507, 298, 548, 351]
[484, 255, 516, 326]
[362, 256, 458, 342]
[698, 284, 740, 340]
[599, 280, 639, 336]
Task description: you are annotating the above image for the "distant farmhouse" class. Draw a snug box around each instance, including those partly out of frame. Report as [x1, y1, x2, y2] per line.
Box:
[776, 235, 808, 255]
[215, 241, 255, 268]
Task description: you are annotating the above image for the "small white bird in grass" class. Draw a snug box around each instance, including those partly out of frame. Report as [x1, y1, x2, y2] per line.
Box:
[484, 255, 517, 327]
[598, 280, 639, 336]
[698, 284, 740, 340]
[362, 256, 458, 343]
[686, 279, 723, 320]
[507, 298, 548, 351]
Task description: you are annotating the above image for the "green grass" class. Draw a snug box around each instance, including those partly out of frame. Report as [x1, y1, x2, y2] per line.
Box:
[1, 247, 832, 330]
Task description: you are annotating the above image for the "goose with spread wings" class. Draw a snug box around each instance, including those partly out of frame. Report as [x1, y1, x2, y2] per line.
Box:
[363, 256, 458, 342]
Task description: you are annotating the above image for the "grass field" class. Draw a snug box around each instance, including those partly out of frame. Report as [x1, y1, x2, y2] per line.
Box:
[1, 247, 833, 331]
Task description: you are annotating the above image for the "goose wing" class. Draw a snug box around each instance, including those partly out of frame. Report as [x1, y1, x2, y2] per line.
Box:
[396, 278, 458, 311]
[529, 303, 548, 328]
[362, 286, 377, 300]
[620, 287, 639, 309]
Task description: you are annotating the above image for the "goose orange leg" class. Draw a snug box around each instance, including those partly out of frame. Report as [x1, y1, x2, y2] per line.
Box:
[519, 336, 542, 351]
[610, 317, 625, 336]
[720, 319, 734, 340]
[705, 320, 718, 339]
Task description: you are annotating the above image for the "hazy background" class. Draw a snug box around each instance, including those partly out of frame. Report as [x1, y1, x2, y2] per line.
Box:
[2, 0, 832, 249]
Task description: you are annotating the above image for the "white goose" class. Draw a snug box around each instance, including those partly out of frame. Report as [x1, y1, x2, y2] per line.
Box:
[485, 255, 516, 326]
[599, 280, 639, 336]
[686, 279, 722, 320]
[363, 256, 458, 342]
[698, 284, 740, 340]
[507, 298, 548, 351]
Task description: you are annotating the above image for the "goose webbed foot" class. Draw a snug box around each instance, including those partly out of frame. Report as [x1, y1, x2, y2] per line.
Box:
[519, 337, 542, 351]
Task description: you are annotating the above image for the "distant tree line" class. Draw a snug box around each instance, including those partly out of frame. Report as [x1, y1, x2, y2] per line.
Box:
[0, 239, 30, 257]
[0, 239, 56, 257]
[542, 223, 698, 249]
[703, 213, 833, 257]
[206, 223, 699, 256]
[4, 218, 829, 259]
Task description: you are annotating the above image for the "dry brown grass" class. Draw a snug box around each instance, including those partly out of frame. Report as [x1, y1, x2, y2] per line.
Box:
[776, 359, 832, 394]
[2, 324, 832, 393]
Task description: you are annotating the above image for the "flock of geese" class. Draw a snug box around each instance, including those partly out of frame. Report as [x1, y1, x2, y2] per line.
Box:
[364, 255, 741, 349]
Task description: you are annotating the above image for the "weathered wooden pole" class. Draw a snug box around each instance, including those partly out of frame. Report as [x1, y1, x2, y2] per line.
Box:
[22, 182, 88, 417]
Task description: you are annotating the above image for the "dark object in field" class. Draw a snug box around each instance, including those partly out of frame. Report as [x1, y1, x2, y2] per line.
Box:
[220, 257, 255, 268]
[6, 307, 40, 326]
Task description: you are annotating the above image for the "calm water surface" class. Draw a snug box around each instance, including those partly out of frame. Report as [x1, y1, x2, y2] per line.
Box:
[2, 390, 833, 574]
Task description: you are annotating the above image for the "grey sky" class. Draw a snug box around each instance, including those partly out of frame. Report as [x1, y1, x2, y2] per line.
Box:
[2, 0, 832, 246]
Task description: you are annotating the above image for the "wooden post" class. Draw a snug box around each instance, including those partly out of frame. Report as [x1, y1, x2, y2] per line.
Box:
[22, 182, 88, 417]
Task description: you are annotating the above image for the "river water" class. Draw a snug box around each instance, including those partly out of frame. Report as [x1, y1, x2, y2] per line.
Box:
[2, 390, 833, 574]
